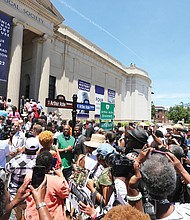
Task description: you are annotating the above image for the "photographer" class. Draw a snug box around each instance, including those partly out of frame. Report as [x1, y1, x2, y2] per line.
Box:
[170, 124, 186, 149]
[0, 177, 52, 220]
[78, 146, 147, 219]
[109, 126, 148, 210]
[149, 129, 168, 151]
[25, 151, 70, 220]
[86, 143, 115, 207]
[125, 126, 148, 154]
[0, 117, 12, 141]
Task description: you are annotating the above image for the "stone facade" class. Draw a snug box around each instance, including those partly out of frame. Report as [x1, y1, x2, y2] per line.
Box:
[0, 0, 152, 121]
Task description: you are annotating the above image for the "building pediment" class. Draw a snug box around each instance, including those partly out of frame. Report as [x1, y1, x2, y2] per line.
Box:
[19, 0, 64, 27]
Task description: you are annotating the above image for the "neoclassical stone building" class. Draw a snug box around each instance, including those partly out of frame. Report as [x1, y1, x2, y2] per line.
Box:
[0, 0, 152, 121]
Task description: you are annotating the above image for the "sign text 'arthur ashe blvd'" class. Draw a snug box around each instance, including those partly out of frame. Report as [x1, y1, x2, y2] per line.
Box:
[45, 96, 73, 109]
[45, 95, 95, 111]
[100, 102, 115, 120]
[100, 102, 115, 131]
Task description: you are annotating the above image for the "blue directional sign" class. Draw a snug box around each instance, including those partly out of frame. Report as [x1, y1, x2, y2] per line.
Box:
[77, 103, 95, 111]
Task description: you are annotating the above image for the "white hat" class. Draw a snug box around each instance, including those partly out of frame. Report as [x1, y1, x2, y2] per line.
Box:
[84, 134, 105, 148]
[25, 137, 40, 151]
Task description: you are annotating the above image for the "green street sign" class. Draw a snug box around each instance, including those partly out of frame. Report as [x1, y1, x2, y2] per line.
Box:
[100, 121, 114, 131]
[100, 102, 115, 120]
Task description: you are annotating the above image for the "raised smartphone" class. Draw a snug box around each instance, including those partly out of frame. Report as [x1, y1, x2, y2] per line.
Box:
[31, 165, 46, 188]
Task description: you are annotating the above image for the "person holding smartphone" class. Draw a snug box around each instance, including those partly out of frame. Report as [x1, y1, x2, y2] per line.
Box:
[25, 151, 70, 220]
[5, 137, 39, 219]
[0, 177, 52, 220]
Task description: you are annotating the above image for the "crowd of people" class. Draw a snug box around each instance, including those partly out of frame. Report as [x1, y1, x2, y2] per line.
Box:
[0, 96, 190, 220]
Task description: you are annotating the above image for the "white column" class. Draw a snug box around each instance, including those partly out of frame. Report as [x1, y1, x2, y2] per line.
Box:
[38, 35, 51, 108]
[7, 19, 24, 108]
[31, 37, 43, 100]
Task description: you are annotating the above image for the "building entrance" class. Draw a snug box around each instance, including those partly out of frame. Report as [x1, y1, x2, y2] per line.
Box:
[20, 29, 39, 100]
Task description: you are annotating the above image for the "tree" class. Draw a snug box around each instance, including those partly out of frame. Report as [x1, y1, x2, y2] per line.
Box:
[167, 102, 190, 123]
[151, 101, 156, 120]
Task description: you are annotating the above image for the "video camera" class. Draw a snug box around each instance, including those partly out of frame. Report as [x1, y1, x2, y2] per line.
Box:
[0, 124, 12, 140]
[25, 131, 35, 138]
[106, 153, 134, 178]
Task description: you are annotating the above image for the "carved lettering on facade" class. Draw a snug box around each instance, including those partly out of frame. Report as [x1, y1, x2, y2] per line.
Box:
[3, 0, 44, 24]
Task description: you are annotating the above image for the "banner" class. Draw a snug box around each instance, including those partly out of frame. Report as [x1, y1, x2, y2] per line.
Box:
[95, 85, 104, 118]
[0, 12, 12, 81]
[77, 80, 91, 118]
[108, 89, 115, 104]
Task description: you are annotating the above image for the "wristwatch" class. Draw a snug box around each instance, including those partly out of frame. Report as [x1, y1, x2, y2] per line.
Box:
[36, 202, 46, 210]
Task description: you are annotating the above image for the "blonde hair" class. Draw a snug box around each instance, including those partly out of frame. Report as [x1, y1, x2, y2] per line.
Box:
[38, 130, 53, 149]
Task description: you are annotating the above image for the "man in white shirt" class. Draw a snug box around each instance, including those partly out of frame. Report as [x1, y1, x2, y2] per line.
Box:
[11, 122, 25, 153]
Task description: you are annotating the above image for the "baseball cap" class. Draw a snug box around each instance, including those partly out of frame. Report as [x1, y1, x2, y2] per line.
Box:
[92, 143, 115, 157]
[25, 137, 40, 151]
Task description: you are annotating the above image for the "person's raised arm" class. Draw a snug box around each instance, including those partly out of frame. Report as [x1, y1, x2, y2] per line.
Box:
[126, 162, 144, 212]
[166, 152, 190, 184]
[135, 146, 151, 165]
[3, 179, 31, 220]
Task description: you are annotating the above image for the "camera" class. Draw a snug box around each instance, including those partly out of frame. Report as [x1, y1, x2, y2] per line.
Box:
[106, 153, 134, 178]
[25, 131, 35, 138]
[171, 134, 182, 140]
[0, 124, 12, 140]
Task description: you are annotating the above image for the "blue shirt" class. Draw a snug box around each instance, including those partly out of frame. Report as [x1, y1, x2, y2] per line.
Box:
[0, 139, 10, 168]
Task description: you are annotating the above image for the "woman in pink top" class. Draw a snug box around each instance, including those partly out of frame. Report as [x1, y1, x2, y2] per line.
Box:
[25, 151, 70, 220]
[8, 106, 20, 122]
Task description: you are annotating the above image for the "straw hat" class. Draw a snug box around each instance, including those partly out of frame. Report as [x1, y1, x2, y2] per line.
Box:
[84, 134, 105, 148]
[173, 123, 184, 131]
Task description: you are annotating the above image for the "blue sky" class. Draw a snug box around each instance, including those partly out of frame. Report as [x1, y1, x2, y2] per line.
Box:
[51, 0, 190, 108]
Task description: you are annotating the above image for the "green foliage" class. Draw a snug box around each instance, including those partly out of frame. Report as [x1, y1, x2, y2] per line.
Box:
[151, 101, 156, 119]
[167, 102, 190, 123]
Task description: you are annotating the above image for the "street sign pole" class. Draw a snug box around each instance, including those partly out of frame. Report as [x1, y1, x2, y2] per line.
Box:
[45, 94, 95, 135]
[72, 94, 77, 136]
